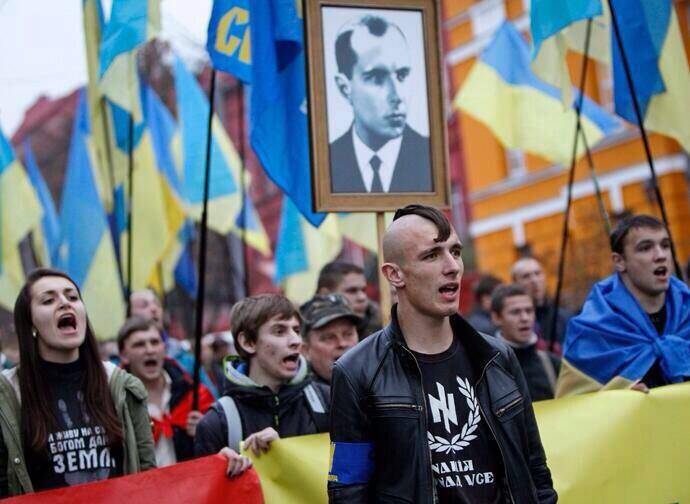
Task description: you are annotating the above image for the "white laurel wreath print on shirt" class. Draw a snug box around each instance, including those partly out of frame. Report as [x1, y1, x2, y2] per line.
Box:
[427, 377, 481, 454]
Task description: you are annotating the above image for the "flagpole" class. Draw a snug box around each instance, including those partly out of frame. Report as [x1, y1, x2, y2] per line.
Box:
[578, 128, 611, 234]
[157, 260, 165, 310]
[238, 83, 249, 298]
[99, 97, 127, 295]
[548, 19, 593, 353]
[192, 68, 217, 411]
[606, 0, 682, 278]
[126, 113, 134, 298]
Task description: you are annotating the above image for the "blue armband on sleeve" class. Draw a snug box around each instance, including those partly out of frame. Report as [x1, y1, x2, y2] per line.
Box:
[328, 441, 375, 484]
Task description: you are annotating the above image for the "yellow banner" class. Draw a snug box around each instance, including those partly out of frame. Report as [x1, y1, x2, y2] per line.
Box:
[246, 383, 690, 503]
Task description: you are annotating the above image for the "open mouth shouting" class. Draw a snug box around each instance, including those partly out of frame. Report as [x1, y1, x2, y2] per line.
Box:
[653, 265, 668, 278]
[439, 282, 460, 302]
[57, 313, 78, 335]
[282, 352, 300, 372]
[143, 357, 160, 373]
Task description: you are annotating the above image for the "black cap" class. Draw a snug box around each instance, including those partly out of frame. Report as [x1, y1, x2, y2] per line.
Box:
[300, 294, 361, 335]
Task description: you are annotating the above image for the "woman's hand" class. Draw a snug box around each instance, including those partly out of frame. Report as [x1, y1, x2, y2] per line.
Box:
[218, 447, 252, 477]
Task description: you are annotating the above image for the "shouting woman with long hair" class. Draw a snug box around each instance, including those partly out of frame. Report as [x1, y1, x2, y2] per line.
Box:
[0, 268, 155, 496]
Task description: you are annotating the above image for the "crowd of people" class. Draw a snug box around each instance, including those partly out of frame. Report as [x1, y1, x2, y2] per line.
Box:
[0, 205, 687, 502]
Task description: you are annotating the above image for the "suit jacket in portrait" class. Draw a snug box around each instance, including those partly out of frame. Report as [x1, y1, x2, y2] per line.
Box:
[329, 125, 432, 193]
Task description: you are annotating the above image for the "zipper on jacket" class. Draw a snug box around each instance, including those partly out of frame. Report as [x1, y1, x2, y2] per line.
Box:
[399, 345, 437, 504]
[475, 353, 515, 504]
[495, 397, 523, 418]
[375, 403, 422, 411]
[273, 395, 280, 428]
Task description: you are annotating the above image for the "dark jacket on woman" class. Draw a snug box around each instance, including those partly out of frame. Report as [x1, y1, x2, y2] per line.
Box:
[0, 362, 155, 497]
[328, 308, 557, 504]
[194, 356, 330, 456]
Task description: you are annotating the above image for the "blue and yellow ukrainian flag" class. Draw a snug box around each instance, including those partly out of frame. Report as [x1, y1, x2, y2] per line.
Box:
[610, 0, 690, 152]
[455, 22, 619, 165]
[529, 0, 606, 106]
[22, 139, 61, 267]
[274, 198, 342, 303]
[172, 54, 269, 255]
[529, 0, 690, 152]
[0, 122, 42, 310]
[141, 81, 193, 294]
[274, 198, 379, 304]
[122, 108, 178, 292]
[557, 274, 690, 396]
[98, 0, 160, 121]
[58, 91, 125, 340]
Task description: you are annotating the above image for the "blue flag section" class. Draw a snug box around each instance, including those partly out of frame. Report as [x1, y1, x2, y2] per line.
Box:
[59, 90, 126, 338]
[59, 91, 108, 285]
[248, 0, 325, 227]
[173, 221, 197, 297]
[530, 0, 601, 56]
[22, 139, 61, 266]
[98, 0, 150, 77]
[273, 197, 308, 283]
[456, 22, 619, 164]
[173, 55, 238, 204]
[141, 80, 198, 296]
[207, 0, 252, 83]
[609, 0, 671, 123]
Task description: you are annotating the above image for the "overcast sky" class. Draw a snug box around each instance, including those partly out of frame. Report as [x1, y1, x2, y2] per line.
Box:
[0, 0, 212, 136]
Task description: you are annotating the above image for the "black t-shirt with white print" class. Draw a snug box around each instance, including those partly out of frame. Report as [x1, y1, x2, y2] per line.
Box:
[26, 357, 123, 491]
[412, 338, 504, 504]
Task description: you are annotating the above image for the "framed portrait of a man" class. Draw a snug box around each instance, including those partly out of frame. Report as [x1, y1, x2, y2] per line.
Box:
[305, 0, 449, 212]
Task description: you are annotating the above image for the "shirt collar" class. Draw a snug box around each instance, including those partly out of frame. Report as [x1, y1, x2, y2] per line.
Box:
[147, 370, 172, 418]
[495, 330, 539, 349]
[351, 127, 403, 192]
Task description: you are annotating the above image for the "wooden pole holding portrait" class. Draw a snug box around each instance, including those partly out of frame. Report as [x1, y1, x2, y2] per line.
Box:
[304, 0, 450, 322]
[376, 212, 392, 323]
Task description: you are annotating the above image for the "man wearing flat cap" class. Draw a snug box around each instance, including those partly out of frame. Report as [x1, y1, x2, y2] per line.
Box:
[300, 294, 361, 385]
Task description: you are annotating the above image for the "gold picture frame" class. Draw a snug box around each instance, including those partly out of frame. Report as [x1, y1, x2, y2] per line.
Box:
[304, 0, 450, 212]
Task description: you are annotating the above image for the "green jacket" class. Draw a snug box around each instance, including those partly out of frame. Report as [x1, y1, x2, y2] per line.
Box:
[0, 362, 156, 496]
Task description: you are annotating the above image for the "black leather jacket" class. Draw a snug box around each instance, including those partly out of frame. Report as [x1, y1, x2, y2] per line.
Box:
[328, 309, 557, 504]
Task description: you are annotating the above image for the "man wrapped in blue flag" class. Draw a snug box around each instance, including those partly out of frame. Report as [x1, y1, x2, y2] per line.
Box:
[557, 214, 690, 397]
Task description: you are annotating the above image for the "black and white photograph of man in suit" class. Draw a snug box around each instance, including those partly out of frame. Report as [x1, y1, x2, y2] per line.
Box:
[324, 9, 433, 194]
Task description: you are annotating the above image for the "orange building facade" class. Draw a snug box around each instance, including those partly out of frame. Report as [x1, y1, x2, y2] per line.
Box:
[443, 0, 690, 305]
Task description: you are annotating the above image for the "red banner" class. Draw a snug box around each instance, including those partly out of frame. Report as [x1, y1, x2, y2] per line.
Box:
[5, 455, 263, 503]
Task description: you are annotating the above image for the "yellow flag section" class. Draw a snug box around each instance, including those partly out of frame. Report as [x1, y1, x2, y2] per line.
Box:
[0, 153, 42, 309]
[194, 115, 270, 256]
[279, 213, 342, 305]
[82, 0, 114, 212]
[98, 0, 160, 122]
[644, 9, 690, 153]
[120, 131, 177, 291]
[80, 231, 126, 340]
[247, 383, 690, 503]
[529, 5, 690, 152]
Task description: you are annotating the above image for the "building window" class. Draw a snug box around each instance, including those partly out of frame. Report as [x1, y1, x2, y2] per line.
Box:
[505, 148, 526, 178]
[596, 61, 613, 113]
